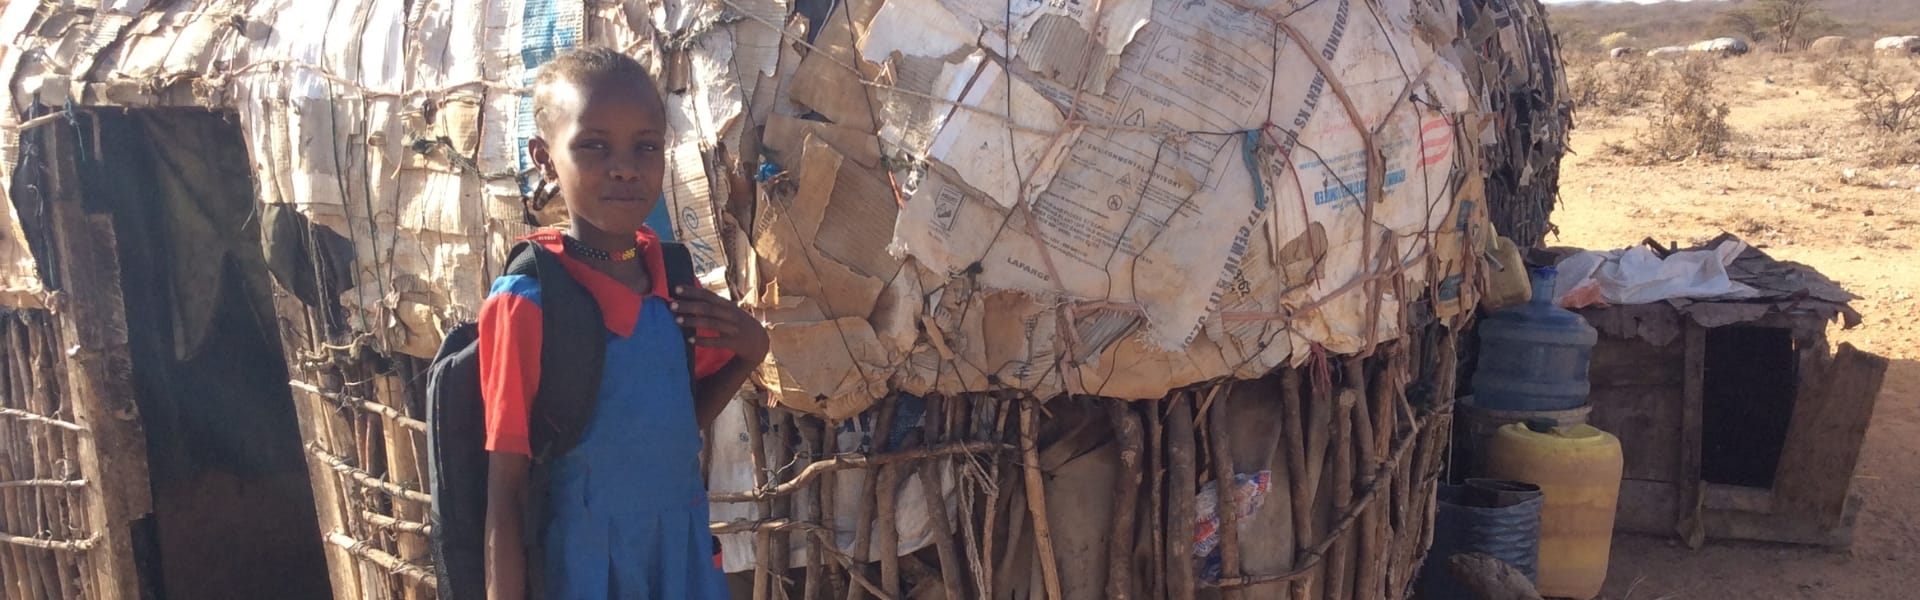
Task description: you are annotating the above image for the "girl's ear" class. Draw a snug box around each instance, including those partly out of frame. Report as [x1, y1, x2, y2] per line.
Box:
[527, 137, 558, 180]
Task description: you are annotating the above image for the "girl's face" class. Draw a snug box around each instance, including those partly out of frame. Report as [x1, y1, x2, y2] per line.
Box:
[529, 77, 668, 236]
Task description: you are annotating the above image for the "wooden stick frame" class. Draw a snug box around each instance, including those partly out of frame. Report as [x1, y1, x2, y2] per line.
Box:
[262, 308, 1457, 600]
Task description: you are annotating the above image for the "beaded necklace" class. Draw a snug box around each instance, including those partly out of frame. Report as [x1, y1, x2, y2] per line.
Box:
[561, 235, 640, 262]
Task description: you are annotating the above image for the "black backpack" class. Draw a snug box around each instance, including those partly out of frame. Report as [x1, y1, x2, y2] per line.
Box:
[425, 239, 698, 599]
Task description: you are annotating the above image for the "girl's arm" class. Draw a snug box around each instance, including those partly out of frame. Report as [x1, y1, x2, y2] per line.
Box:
[671, 284, 771, 428]
[485, 452, 532, 600]
[693, 356, 759, 427]
[477, 273, 543, 598]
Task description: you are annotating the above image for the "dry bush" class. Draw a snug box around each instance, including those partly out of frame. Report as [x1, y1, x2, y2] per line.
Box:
[1811, 54, 1851, 89]
[1574, 55, 1666, 114]
[1568, 55, 1661, 114]
[1832, 58, 1920, 134]
[1634, 58, 1735, 161]
[1566, 55, 1605, 107]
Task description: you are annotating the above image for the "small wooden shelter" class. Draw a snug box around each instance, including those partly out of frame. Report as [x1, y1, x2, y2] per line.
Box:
[1572, 236, 1885, 548]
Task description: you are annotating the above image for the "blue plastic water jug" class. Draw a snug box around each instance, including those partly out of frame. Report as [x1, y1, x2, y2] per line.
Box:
[1472, 267, 1597, 411]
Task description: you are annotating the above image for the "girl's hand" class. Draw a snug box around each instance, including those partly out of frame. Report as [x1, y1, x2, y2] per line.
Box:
[670, 285, 770, 363]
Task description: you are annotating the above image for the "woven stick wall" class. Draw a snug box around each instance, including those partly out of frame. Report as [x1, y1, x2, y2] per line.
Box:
[0, 311, 110, 598]
[277, 332, 438, 599]
[706, 324, 1459, 600]
[272, 315, 1458, 600]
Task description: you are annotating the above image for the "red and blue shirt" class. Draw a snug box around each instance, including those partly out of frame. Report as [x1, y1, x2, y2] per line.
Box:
[476, 227, 733, 456]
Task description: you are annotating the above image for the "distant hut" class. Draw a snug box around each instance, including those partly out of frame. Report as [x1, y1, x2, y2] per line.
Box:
[1648, 46, 1690, 59]
[1810, 36, 1854, 54]
[1875, 36, 1920, 55]
[1687, 37, 1751, 57]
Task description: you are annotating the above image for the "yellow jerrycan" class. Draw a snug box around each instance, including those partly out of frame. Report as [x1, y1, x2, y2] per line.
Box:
[1481, 235, 1532, 312]
[1485, 419, 1623, 600]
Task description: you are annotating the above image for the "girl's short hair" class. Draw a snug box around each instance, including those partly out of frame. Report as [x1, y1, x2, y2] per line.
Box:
[532, 47, 659, 133]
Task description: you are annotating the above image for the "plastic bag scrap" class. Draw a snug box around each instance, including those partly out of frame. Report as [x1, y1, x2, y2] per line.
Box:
[1192, 470, 1273, 583]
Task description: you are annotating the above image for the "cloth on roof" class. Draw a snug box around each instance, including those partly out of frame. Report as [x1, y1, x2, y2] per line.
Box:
[1555, 234, 1862, 346]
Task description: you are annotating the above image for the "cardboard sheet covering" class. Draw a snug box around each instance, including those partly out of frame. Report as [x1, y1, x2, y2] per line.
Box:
[1, 0, 1500, 404]
[755, 0, 1491, 405]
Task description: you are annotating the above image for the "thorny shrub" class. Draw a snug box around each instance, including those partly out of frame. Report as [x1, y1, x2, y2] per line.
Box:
[1832, 58, 1920, 135]
[1811, 55, 1849, 89]
[1634, 58, 1734, 161]
[1567, 55, 1660, 114]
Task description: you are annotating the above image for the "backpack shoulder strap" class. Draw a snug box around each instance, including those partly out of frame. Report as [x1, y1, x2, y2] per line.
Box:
[509, 240, 607, 463]
[659, 241, 700, 382]
[503, 241, 541, 278]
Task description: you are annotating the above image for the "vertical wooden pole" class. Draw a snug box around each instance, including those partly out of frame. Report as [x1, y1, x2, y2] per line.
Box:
[992, 468, 1028, 600]
[873, 459, 902, 598]
[1207, 387, 1247, 600]
[844, 398, 896, 600]
[769, 410, 795, 598]
[42, 124, 154, 600]
[1106, 400, 1144, 600]
[1147, 397, 1166, 600]
[981, 394, 1013, 597]
[21, 318, 78, 599]
[38, 314, 85, 600]
[821, 419, 847, 600]
[1306, 362, 1336, 599]
[41, 317, 85, 599]
[1678, 322, 1707, 548]
[1323, 389, 1358, 600]
[281, 308, 363, 600]
[1163, 393, 1198, 600]
[1020, 397, 1064, 600]
[376, 373, 428, 599]
[1383, 347, 1415, 596]
[748, 400, 772, 600]
[1347, 358, 1383, 600]
[916, 397, 965, 600]
[801, 417, 826, 600]
[1280, 368, 1314, 600]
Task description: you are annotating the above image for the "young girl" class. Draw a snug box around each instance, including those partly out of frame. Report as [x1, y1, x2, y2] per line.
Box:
[479, 47, 767, 599]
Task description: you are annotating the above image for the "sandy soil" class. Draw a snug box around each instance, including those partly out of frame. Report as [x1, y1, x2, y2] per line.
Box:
[1549, 54, 1920, 599]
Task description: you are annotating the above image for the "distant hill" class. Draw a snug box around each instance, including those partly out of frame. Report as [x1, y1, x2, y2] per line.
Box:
[1547, 0, 1920, 52]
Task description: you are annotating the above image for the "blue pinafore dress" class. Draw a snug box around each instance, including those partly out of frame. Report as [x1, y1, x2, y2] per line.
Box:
[539, 295, 730, 599]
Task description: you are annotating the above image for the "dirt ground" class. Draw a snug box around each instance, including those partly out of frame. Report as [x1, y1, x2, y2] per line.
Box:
[1551, 53, 1920, 599]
